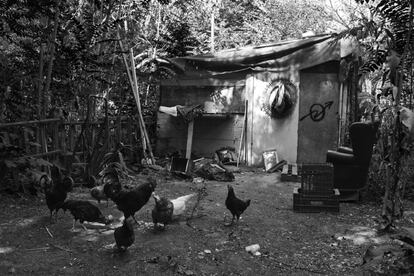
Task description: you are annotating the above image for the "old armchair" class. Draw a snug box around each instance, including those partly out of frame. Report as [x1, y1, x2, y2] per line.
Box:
[326, 122, 378, 201]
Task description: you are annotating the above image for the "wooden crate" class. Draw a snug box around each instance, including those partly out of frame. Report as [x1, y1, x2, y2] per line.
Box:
[281, 163, 301, 182]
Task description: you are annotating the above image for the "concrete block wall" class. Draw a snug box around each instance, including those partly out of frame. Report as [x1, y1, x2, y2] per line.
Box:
[156, 113, 245, 159]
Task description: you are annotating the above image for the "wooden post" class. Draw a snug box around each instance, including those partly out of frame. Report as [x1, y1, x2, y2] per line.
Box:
[69, 124, 75, 153]
[36, 44, 45, 154]
[53, 121, 59, 152]
[128, 116, 134, 160]
[116, 115, 121, 144]
[237, 100, 248, 167]
[61, 122, 66, 153]
[40, 124, 48, 157]
[244, 101, 248, 162]
[37, 43, 45, 119]
[186, 120, 194, 159]
[105, 100, 110, 152]
[23, 127, 30, 154]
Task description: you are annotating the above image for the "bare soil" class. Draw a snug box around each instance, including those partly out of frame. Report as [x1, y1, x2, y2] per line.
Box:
[1, 169, 413, 276]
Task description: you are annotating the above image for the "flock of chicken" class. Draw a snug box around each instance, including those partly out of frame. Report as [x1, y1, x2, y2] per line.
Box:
[42, 166, 251, 252]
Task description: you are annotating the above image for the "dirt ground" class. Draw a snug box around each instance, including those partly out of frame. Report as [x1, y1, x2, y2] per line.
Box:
[1, 168, 413, 276]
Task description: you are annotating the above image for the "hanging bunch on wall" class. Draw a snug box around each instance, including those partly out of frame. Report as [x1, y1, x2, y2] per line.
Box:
[261, 79, 297, 118]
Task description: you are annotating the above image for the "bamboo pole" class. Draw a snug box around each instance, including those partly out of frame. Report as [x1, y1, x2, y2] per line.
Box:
[116, 30, 155, 164]
[129, 49, 155, 164]
[116, 32, 147, 153]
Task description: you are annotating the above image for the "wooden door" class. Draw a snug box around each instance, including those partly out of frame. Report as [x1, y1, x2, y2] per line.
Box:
[297, 73, 339, 163]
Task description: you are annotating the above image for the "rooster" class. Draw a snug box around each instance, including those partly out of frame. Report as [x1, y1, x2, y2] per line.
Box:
[44, 175, 72, 223]
[106, 177, 157, 223]
[225, 185, 250, 224]
[114, 217, 135, 252]
[62, 199, 111, 231]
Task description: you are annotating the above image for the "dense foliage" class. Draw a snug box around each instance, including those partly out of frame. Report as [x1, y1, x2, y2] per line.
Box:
[345, 0, 414, 229]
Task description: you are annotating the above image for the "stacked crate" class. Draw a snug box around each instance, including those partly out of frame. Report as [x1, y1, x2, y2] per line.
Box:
[293, 163, 340, 213]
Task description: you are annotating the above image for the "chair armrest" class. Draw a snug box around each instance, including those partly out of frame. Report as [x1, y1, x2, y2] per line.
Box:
[326, 150, 354, 165]
[337, 146, 353, 154]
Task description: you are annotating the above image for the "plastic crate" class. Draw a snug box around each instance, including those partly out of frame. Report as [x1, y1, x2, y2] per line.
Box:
[293, 188, 340, 213]
[293, 163, 340, 213]
[300, 163, 334, 197]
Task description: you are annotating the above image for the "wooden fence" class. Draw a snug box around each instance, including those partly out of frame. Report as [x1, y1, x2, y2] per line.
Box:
[0, 116, 140, 171]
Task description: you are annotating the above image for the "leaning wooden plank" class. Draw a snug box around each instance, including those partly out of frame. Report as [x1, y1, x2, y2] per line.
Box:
[237, 100, 248, 167]
[268, 160, 287, 173]
[186, 120, 194, 159]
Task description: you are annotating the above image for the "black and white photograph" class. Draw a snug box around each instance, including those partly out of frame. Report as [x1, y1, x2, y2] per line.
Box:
[1, 0, 414, 275]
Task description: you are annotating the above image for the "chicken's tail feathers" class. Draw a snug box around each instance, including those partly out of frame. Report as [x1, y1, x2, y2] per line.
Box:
[177, 193, 197, 202]
[246, 199, 251, 206]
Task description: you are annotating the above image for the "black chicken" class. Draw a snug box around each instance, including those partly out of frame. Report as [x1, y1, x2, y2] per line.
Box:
[90, 185, 109, 206]
[44, 175, 72, 223]
[106, 178, 157, 224]
[61, 175, 74, 192]
[151, 194, 173, 229]
[225, 184, 251, 224]
[114, 217, 135, 252]
[103, 181, 121, 200]
[62, 199, 111, 231]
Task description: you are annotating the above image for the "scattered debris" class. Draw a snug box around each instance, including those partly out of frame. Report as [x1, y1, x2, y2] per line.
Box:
[245, 244, 260, 256]
[215, 147, 237, 165]
[0, 247, 14, 254]
[335, 226, 388, 245]
[262, 149, 279, 172]
[45, 226, 53, 238]
[192, 177, 204, 185]
[192, 158, 234, 181]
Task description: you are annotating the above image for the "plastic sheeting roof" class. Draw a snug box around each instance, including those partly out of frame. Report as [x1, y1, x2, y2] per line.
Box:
[164, 34, 354, 79]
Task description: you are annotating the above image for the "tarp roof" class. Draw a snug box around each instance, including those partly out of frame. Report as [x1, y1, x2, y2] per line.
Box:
[163, 34, 354, 81]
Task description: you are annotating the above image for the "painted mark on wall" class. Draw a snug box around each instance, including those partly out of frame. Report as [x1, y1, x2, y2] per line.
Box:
[300, 101, 334, 122]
